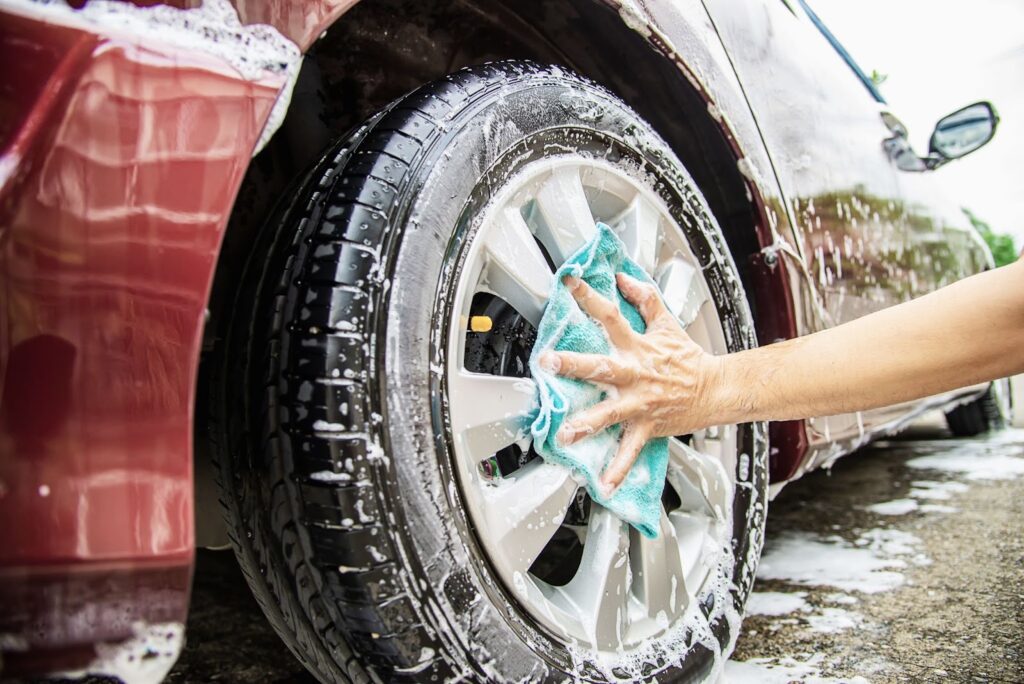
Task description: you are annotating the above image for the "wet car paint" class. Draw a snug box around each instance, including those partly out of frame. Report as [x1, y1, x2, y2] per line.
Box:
[596, 0, 819, 480]
[0, 4, 284, 671]
[0, 0, 993, 675]
[227, 0, 353, 50]
[702, 0, 990, 476]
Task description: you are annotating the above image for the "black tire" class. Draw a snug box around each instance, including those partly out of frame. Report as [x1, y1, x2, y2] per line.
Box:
[207, 61, 768, 682]
[945, 381, 1010, 436]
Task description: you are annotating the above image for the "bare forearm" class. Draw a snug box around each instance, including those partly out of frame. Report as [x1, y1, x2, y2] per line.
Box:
[711, 259, 1024, 424]
[547, 261, 1023, 489]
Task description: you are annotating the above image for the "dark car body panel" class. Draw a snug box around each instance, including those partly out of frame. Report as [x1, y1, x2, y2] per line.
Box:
[0, 0, 990, 673]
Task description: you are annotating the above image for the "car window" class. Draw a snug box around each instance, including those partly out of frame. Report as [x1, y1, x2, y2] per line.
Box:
[796, 0, 887, 104]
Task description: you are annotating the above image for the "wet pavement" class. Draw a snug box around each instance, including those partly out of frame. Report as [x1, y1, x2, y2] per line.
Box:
[162, 550, 314, 684]
[727, 414, 1024, 683]
[58, 413, 1024, 683]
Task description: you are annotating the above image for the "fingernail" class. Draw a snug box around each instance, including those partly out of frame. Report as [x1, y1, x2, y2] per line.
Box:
[556, 423, 575, 445]
[539, 352, 560, 373]
[561, 274, 580, 288]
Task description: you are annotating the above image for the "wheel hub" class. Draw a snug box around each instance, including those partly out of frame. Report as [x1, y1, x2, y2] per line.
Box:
[444, 156, 739, 653]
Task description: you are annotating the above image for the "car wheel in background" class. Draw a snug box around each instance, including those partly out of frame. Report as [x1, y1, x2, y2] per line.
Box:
[207, 61, 768, 682]
[945, 380, 1012, 437]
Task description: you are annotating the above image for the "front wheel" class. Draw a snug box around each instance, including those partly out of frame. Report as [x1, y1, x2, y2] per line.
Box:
[210, 61, 768, 683]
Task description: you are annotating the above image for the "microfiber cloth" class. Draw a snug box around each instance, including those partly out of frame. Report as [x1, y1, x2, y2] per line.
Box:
[529, 222, 668, 539]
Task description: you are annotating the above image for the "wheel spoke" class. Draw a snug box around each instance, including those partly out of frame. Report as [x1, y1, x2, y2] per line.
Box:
[533, 166, 596, 264]
[613, 194, 661, 274]
[480, 459, 577, 573]
[629, 509, 687, 619]
[697, 422, 739, 468]
[657, 257, 710, 328]
[668, 509, 713, 583]
[483, 207, 555, 326]
[692, 426, 724, 460]
[557, 505, 630, 648]
[684, 312, 714, 353]
[447, 157, 744, 651]
[667, 438, 732, 521]
[448, 370, 537, 462]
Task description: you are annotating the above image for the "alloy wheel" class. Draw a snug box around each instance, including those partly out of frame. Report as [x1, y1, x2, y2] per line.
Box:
[445, 156, 739, 652]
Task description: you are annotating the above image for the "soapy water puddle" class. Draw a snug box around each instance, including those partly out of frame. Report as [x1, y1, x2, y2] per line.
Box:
[725, 654, 870, 684]
[89, 423, 1018, 684]
[724, 426, 1024, 682]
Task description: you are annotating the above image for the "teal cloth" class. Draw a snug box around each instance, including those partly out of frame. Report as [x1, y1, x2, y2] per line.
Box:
[529, 222, 668, 539]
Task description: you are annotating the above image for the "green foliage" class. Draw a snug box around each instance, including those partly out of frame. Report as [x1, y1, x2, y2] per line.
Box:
[869, 69, 888, 87]
[963, 208, 1018, 267]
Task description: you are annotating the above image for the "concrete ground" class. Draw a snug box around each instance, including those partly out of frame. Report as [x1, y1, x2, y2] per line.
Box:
[161, 550, 314, 684]
[727, 414, 1024, 683]
[47, 414, 1024, 683]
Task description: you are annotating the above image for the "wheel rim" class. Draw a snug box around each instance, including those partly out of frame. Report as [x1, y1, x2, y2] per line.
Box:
[444, 156, 739, 653]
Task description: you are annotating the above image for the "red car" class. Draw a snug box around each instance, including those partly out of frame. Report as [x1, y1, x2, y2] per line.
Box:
[0, 0, 1004, 681]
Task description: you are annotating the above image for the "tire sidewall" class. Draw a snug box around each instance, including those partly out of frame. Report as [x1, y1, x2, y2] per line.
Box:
[991, 378, 1012, 427]
[376, 72, 768, 681]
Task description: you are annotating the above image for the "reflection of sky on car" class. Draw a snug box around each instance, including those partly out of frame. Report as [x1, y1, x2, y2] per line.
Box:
[812, 0, 1024, 244]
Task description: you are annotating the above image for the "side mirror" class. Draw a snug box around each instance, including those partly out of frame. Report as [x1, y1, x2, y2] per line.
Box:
[927, 101, 999, 168]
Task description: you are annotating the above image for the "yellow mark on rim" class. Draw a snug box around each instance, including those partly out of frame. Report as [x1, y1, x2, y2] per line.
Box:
[470, 316, 493, 333]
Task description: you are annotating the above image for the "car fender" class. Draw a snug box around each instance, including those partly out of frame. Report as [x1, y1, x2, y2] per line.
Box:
[0, 1, 295, 674]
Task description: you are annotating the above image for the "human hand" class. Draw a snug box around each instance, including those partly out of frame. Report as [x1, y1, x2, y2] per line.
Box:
[539, 273, 722, 492]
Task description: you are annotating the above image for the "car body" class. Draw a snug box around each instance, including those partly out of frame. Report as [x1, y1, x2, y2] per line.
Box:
[0, 0, 995, 677]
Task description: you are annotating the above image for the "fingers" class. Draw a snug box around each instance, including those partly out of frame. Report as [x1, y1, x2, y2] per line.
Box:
[564, 275, 635, 346]
[616, 273, 671, 329]
[539, 351, 635, 385]
[600, 425, 650, 494]
[557, 397, 636, 446]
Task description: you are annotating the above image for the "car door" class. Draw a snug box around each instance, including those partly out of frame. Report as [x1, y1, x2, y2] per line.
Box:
[704, 0, 991, 444]
[859, 164, 992, 429]
[704, 0, 999, 456]
[702, 0, 950, 447]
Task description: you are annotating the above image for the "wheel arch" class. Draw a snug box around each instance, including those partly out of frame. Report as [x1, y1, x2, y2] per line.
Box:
[210, 0, 792, 337]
